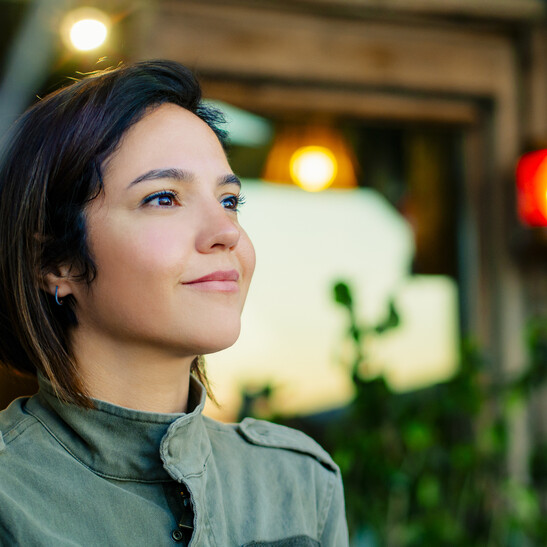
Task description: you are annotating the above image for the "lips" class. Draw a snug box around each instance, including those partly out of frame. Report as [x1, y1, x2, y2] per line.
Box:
[183, 270, 240, 292]
[185, 270, 239, 284]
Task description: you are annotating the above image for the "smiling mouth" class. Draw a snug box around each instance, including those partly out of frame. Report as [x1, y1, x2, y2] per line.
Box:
[182, 270, 240, 292]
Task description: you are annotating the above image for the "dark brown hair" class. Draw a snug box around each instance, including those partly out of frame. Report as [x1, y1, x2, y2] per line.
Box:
[0, 60, 226, 406]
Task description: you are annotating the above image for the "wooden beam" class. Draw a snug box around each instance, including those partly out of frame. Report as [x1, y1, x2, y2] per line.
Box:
[201, 79, 480, 125]
[135, 1, 516, 98]
[281, 0, 547, 20]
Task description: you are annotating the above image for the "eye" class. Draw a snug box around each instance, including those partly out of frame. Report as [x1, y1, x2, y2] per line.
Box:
[142, 190, 179, 207]
[222, 193, 246, 212]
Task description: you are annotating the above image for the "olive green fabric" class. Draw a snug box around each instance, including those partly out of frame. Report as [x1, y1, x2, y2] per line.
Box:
[0, 377, 348, 546]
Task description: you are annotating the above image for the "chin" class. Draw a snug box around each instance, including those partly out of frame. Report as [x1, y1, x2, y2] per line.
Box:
[194, 324, 242, 355]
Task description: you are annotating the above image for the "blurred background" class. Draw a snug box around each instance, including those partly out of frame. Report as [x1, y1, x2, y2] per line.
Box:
[1, 0, 547, 544]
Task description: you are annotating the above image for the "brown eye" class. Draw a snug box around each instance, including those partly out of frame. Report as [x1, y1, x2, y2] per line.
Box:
[221, 193, 246, 211]
[157, 195, 174, 206]
[142, 191, 178, 207]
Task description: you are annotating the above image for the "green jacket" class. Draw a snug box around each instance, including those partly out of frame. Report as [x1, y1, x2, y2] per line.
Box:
[0, 377, 348, 546]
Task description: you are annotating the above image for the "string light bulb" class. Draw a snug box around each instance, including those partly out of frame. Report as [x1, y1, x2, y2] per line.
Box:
[263, 124, 358, 192]
[61, 8, 110, 52]
[289, 146, 338, 192]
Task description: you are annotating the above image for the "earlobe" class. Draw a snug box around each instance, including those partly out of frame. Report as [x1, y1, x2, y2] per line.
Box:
[43, 266, 73, 302]
[54, 286, 64, 306]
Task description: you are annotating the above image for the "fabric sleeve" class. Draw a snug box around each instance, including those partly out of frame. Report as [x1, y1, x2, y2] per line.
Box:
[320, 471, 349, 546]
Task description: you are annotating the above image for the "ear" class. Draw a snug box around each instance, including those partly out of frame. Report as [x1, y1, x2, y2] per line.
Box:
[43, 265, 75, 300]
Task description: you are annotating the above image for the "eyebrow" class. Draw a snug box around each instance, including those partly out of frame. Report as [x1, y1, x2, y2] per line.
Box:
[127, 168, 241, 189]
[219, 173, 242, 188]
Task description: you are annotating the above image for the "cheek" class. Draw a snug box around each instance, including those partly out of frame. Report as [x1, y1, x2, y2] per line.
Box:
[90, 221, 191, 285]
[239, 231, 256, 284]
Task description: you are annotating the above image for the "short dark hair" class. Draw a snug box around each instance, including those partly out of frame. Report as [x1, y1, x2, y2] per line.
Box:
[0, 60, 226, 406]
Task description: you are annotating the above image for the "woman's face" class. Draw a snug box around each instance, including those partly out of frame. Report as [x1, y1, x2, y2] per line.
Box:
[68, 103, 255, 358]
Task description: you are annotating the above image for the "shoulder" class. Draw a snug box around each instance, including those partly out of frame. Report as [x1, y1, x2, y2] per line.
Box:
[238, 417, 340, 474]
[203, 416, 348, 544]
[0, 396, 53, 484]
[0, 397, 38, 454]
[0, 398, 42, 523]
[203, 415, 339, 475]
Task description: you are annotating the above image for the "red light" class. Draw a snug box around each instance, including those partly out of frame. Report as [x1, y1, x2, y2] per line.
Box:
[516, 149, 547, 226]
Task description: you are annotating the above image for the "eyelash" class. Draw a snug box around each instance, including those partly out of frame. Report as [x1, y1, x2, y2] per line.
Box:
[141, 190, 179, 207]
[141, 190, 246, 211]
[222, 193, 246, 212]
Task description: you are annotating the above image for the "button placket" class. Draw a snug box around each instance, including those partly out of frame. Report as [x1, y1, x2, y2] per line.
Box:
[171, 482, 194, 544]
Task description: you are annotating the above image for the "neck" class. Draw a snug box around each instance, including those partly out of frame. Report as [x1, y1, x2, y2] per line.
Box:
[70, 327, 195, 414]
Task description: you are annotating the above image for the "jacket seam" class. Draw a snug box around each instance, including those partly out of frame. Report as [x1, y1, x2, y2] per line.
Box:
[317, 468, 336, 539]
[243, 438, 337, 473]
[238, 419, 338, 473]
[0, 415, 40, 447]
[164, 458, 208, 481]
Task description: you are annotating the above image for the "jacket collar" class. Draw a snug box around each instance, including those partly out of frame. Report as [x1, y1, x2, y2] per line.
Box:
[25, 376, 211, 483]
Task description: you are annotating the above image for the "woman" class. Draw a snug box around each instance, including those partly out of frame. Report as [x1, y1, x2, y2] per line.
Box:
[0, 60, 348, 546]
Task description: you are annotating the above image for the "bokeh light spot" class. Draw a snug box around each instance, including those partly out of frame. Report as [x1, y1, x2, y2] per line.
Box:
[70, 19, 107, 51]
[61, 8, 109, 52]
[289, 146, 338, 192]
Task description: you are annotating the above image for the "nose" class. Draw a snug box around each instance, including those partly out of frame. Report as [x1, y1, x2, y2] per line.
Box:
[195, 201, 241, 253]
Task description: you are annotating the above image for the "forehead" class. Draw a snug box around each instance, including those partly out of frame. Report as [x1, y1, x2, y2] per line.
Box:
[103, 103, 230, 186]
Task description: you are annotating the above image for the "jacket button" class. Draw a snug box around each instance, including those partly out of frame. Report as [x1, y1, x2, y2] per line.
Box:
[171, 529, 184, 542]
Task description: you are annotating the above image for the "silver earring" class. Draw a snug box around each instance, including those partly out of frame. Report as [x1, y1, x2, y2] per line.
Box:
[54, 286, 63, 306]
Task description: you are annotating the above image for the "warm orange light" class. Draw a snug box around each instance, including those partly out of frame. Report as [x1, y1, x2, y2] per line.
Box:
[262, 124, 358, 191]
[516, 149, 547, 226]
[289, 146, 338, 192]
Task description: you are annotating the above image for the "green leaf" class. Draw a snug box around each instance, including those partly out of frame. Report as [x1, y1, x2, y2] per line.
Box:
[333, 281, 353, 309]
[375, 300, 400, 334]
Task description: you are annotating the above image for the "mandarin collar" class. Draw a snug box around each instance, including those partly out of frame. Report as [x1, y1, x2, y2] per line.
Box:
[24, 376, 211, 482]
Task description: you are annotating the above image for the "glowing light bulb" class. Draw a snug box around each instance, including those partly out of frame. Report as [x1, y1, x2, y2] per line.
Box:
[516, 149, 547, 226]
[70, 19, 107, 51]
[61, 8, 109, 52]
[539, 158, 547, 217]
[289, 146, 338, 192]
